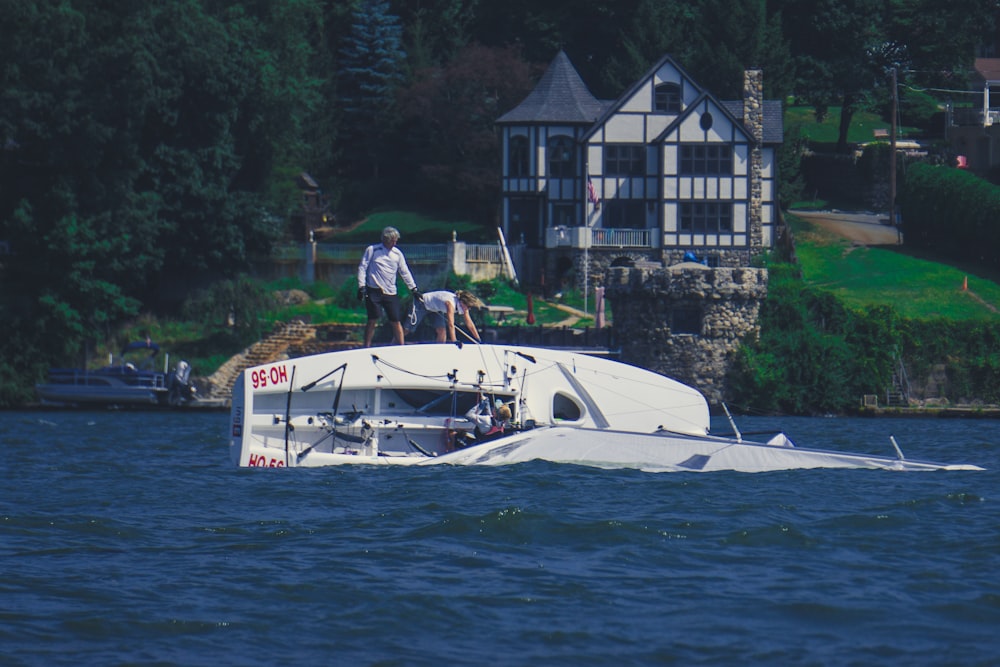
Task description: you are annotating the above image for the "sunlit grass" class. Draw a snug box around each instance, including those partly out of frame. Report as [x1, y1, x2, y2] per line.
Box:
[327, 210, 492, 243]
[785, 105, 918, 146]
[787, 213, 1000, 320]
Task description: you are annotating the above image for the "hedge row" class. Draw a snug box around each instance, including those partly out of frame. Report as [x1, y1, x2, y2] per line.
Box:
[901, 163, 1000, 267]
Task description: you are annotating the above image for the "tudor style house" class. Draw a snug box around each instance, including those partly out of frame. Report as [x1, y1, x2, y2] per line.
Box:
[496, 51, 783, 289]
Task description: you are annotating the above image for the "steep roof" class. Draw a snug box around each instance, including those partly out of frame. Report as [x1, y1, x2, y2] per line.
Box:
[496, 50, 608, 124]
[582, 54, 704, 141]
[973, 57, 1000, 85]
[720, 100, 784, 144]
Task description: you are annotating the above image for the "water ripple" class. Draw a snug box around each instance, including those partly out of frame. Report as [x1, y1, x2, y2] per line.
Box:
[2, 412, 998, 665]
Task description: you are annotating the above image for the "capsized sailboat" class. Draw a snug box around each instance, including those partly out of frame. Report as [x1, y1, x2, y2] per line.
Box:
[229, 344, 983, 472]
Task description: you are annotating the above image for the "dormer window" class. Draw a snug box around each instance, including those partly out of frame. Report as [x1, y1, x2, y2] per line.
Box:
[654, 83, 681, 113]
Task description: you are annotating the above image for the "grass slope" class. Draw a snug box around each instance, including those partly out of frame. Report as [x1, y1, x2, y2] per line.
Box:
[784, 105, 918, 146]
[326, 210, 493, 243]
[787, 213, 1000, 320]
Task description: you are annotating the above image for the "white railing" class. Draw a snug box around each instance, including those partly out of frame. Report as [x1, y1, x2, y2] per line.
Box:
[951, 107, 1000, 127]
[544, 226, 654, 249]
[591, 228, 651, 248]
[465, 243, 502, 263]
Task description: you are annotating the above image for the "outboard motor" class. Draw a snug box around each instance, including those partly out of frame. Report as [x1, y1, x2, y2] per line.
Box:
[167, 360, 195, 405]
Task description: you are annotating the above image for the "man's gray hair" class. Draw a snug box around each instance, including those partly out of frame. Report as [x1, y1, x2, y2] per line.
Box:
[382, 226, 400, 243]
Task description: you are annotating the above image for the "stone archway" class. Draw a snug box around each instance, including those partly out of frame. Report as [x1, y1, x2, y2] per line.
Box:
[554, 255, 574, 293]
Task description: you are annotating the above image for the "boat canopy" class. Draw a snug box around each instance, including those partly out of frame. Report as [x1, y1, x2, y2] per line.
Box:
[122, 340, 160, 357]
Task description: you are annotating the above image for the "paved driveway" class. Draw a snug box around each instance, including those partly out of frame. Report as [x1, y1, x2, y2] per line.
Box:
[792, 210, 901, 245]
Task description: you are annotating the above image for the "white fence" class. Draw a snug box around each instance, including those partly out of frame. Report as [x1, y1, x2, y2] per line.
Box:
[591, 228, 651, 248]
[267, 240, 513, 285]
[545, 227, 653, 249]
[267, 231, 652, 286]
[465, 243, 502, 263]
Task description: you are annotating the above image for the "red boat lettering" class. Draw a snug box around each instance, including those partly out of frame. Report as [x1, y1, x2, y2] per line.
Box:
[248, 453, 284, 467]
[250, 364, 289, 390]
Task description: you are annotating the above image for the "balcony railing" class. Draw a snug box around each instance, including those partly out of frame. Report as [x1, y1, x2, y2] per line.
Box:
[545, 226, 654, 249]
[591, 228, 651, 248]
[465, 243, 502, 263]
[950, 107, 1000, 127]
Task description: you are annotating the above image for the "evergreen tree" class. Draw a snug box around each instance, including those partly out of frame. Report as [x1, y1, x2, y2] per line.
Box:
[338, 0, 407, 206]
[399, 43, 537, 222]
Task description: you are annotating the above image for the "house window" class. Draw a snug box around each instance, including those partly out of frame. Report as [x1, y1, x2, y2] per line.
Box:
[551, 203, 576, 227]
[604, 199, 646, 229]
[655, 83, 681, 113]
[679, 202, 733, 233]
[510, 136, 529, 177]
[669, 307, 702, 335]
[548, 135, 576, 178]
[680, 145, 732, 175]
[604, 144, 644, 176]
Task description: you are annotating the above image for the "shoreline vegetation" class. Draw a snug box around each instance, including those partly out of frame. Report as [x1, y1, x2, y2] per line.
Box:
[18, 207, 1000, 417]
[727, 211, 1000, 417]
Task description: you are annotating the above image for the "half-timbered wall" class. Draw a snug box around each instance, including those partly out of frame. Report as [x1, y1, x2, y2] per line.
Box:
[498, 55, 779, 269]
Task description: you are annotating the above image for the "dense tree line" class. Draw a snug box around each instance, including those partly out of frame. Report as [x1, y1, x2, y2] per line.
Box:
[0, 0, 996, 405]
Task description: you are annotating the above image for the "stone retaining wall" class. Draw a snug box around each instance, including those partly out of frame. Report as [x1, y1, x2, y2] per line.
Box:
[605, 264, 768, 403]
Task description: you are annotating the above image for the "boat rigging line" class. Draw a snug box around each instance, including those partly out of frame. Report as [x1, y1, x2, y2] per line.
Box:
[300, 362, 347, 393]
[370, 354, 463, 382]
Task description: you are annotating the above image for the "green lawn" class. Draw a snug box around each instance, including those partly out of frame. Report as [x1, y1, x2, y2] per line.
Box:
[784, 105, 918, 146]
[787, 213, 1000, 320]
[327, 210, 493, 243]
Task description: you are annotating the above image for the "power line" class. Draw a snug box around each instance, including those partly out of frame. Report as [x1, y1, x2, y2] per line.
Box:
[903, 84, 980, 95]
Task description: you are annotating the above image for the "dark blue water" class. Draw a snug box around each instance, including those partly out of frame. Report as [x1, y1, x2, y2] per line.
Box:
[2, 411, 998, 666]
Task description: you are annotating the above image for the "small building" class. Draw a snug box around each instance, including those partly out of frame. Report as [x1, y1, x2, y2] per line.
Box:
[496, 51, 783, 291]
[947, 58, 1000, 172]
[291, 172, 331, 242]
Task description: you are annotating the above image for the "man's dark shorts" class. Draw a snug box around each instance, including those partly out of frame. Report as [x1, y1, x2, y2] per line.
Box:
[365, 287, 402, 322]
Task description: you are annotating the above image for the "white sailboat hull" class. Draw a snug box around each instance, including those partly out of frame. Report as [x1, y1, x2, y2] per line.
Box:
[229, 344, 983, 473]
[245, 426, 981, 472]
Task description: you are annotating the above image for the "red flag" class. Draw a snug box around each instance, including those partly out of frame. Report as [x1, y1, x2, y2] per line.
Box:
[587, 177, 600, 206]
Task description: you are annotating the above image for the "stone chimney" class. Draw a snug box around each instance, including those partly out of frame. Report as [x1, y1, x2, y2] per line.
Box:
[743, 69, 764, 250]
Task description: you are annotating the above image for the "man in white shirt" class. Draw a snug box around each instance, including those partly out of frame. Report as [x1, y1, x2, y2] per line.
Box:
[357, 226, 421, 346]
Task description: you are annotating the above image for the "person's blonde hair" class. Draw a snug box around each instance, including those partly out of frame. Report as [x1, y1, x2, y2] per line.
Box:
[381, 226, 400, 243]
[456, 290, 484, 310]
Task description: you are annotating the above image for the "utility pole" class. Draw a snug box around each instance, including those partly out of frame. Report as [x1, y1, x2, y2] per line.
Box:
[890, 67, 899, 244]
